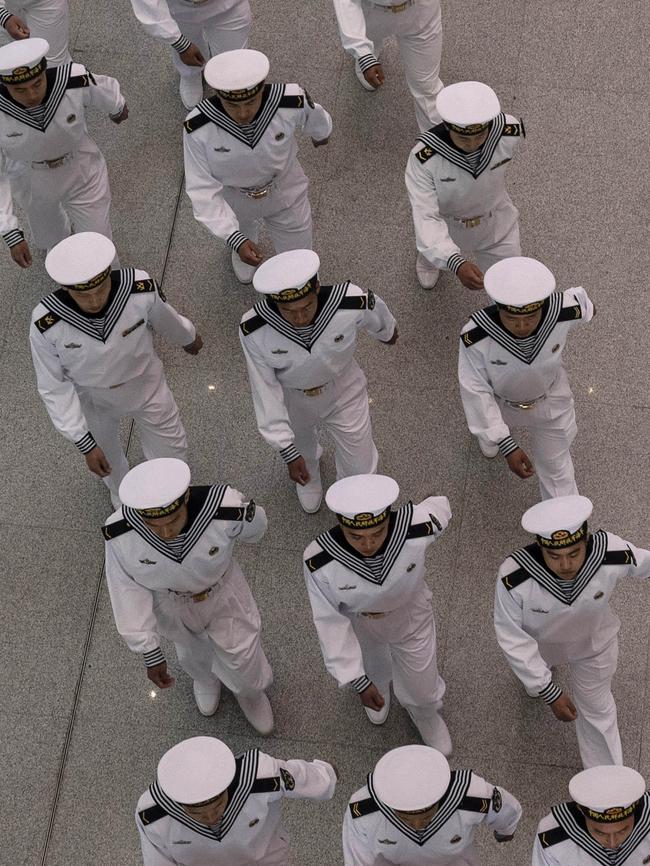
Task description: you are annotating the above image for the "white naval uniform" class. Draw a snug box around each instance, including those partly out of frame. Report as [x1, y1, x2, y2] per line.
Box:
[494, 533, 650, 767]
[129, 0, 250, 82]
[137, 748, 337, 865]
[304, 496, 450, 727]
[183, 82, 332, 256]
[30, 270, 193, 503]
[343, 769, 522, 865]
[239, 282, 395, 479]
[104, 484, 273, 694]
[405, 114, 524, 276]
[532, 793, 650, 866]
[458, 287, 594, 500]
[0, 62, 123, 251]
[0, 0, 70, 64]
[332, 0, 443, 132]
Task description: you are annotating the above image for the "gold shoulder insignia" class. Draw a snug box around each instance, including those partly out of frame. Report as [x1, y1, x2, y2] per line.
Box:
[415, 145, 436, 164]
[502, 119, 525, 137]
[34, 311, 61, 333]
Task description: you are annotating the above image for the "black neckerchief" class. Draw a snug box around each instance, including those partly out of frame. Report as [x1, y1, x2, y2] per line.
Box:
[417, 115, 506, 178]
[253, 282, 349, 351]
[0, 63, 72, 131]
[470, 293, 564, 364]
[195, 83, 285, 148]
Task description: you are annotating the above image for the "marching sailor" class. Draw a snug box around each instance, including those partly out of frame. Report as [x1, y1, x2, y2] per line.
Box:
[304, 474, 452, 752]
[104, 458, 275, 733]
[30, 232, 200, 506]
[0, 38, 127, 268]
[494, 495, 650, 768]
[136, 736, 337, 865]
[405, 81, 523, 290]
[458, 256, 594, 500]
[128, 0, 251, 109]
[342, 745, 522, 865]
[0, 0, 70, 64]
[332, 0, 443, 132]
[239, 249, 397, 513]
[533, 765, 650, 866]
[183, 49, 332, 284]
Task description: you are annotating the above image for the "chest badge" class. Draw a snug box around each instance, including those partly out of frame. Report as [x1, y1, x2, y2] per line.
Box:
[271, 348, 288, 354]
[66, 113, 76, 123]
[209, 546, 219, 556]
[139, 558, 156, 565]
[338, 584, 357, 591]
[378, 839, 397, 845]
[64, 342, 82, 349]
[275, 132, 285, 141]
[249, 818, 259, 827]
[642, 856, 650, 864]
[122, 318, 145, 337]
[531, 607, 549, 614]
[440, 177, 455, 182]
[213, 146, 230, 152]
[552, 343, 560, 353]
[490, 359, 507, 365]
[450, 835, 462, 844]
[334, 334, 344, 342]
[406, 563, 416, 572]
[6, 131, 23, 137]
[593, 591, 604, 599]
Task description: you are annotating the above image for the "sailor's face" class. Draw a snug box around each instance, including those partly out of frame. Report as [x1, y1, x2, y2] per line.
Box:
[143, 500, 189, 540]
[540, 539, 588, 581]
[584, 815, 635, 850]
[394, 803, 439, 831]
[181, 791, 229, 826]
[497, 308, 543, 338]
[448, 128, 490, 152]
[341, 521, 390, 558]
[7, 71, 47, 108]
[277, 289, 319, 328]
[220, 90, 264, 125]
[67, 277, 112, 314]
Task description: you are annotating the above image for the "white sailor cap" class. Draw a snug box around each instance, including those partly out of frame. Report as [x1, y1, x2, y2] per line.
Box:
[484, 256, 556, 314]
[325, 474, 399, 530]
[436, 81, 500, 134]
[569, 765, 646, 823]
[522, 495, 593, 550]
[373, 746, 451, 812]
[118, 458, 191, 518]
[45, 232, 116, 291]
[252, 249, 320, 303]
[0, 37, 49, 85]
[157, 737, 237, 805]
[204, 49, 269, 100]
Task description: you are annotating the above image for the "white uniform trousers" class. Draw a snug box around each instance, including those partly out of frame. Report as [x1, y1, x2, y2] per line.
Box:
[168, 0, 250, 81]
[498, 391, 578, 500]
[223, 158, 313, 254]
[11, 147, 113, 251]
[77, 358, 187, 504]
[543, 639, 622, 767]
[2, 0, 70, 63]
[446, 201, 521, 273]
[284, 360, 378, 482]
[153, 559, 273, 696]
[363, 0, 443, 131]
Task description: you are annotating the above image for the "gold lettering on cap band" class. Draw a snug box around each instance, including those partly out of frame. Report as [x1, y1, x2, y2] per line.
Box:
[137, 496, 185, 519]
[582, 803, 638, 823]
[63, 266, 111, 292]
[1, 56, 46, 84]
[269, 275, 317, 303]
[497, 300, 545, 315]
[337, 510, 389, 529]
[537, 522, 588, 549]
[445, 121, 490, 136]
[216, 81, 264, 102]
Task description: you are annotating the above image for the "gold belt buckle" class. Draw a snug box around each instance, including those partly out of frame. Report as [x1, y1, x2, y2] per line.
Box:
[303, 385, 324, 397]
[191, 590, 210, 603]
[391, 1, 408, 11]
[45, 155, 67, 168]
[516, 400, 536, 410]
[248, 188, 269, 199]
[462, 216, 481, 228]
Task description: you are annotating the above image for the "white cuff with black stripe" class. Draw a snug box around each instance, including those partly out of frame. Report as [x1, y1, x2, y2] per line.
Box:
[279, 444, 301, 464]
[3, 228, 24, 248]
[447, 253, 467, 274]
[498, 436, 519, 457]
[171, 35, 192, 53]
[351, 675, 372, 694]
[539, 681, 563, 704]
[144, 647, 165, 668]
[0, 9, 13, 27]
[75, 432, 98, 455]
[226, 230, 247, 252]
[358, 54, 379, 72]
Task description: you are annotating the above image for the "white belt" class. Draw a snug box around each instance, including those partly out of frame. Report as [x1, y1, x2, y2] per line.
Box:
[499, 394, 546, 410]
[31, 152, 73, 170]
[364, 0, 415, 11]
[238, 178, 275, 198]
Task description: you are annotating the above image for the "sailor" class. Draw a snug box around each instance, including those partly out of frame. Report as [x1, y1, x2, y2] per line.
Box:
[304, 475, 452, 752]
[332, 0, 443, 132]
[494, 495, 650, 768]
[136, 736, 337, 865]
[405, 81, 524, 290]
[104, 459, 275, 734]
[533, 765, 650, 866]
[0, 38, 127, 268]
[127, 0, 251, 109]
[0, 0, 70, 65]
[343, 745, 522, 865]
[183, 49, 332, 284]
[458, 256, 594, 500]
[239, 249, 397, 513]
[30, 232, 200, 506]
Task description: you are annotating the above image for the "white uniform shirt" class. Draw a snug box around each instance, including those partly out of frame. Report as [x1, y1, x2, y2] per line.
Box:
[458, 287, 594, 454]
[343, 770, 522, 865]
[239, 282, 395, 462]
[103, 484, 266, 661]
[494, 532, 650, 703]
[0, 62, 124, 244]
[137, 748, 337, 866]
[30, 270, 194, 452]
[404, 114, 523, 272]
[304, 496, 451, 690]
[532, 794, 650, 866]
[183, 82, 332, 247]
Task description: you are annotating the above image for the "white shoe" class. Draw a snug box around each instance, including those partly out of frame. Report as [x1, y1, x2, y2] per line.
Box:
[179, 74, 204, 110]
[296, 480, 323, 513]
[236, 691, 274, 735]
[364, 691, 390, 725]
[193, 679, 221, 716]
[407, 708, 452, 756]
[354, 59, 377, 91]
[416, 254, 440, 290]
[231, 250, 256, 284]
[479, 440, 499, 459]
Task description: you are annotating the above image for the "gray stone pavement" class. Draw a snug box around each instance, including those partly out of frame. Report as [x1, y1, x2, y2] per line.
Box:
[1, 0, 650, 864]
